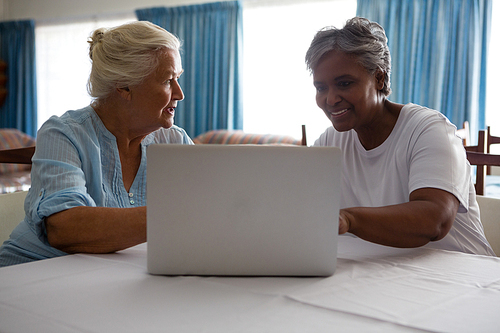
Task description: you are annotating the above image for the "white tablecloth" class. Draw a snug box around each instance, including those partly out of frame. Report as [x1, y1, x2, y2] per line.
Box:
[1, 235, 500, 333]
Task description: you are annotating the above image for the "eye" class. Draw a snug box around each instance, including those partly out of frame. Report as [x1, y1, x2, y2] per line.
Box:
[314, 84, 327, 93]
[165, 76, 181, 86]
[337, 81, 352, 88]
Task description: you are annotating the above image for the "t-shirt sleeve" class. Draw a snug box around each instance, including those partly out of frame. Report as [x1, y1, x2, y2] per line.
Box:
[407, 113, 470, 212]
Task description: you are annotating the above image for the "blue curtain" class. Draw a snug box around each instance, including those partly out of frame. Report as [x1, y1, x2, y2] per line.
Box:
[136, 1, 243, 138]
[357, 0, 491, 142]
[0, 20, 37, 137]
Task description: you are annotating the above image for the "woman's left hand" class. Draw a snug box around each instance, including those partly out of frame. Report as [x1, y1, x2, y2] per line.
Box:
[338, 210, 350, 234]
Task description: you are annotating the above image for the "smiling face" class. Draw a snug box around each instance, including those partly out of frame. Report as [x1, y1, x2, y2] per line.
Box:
[313, 50, 385, 134]
[127, 48, 184, 132]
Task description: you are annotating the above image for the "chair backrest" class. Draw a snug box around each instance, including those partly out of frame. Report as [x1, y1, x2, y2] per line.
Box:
[463, 130, 487, 195]
[0, 146, 35, 164]
[0, 190, 28, 244]
[464, 129, 486, 153]
[466, 151, 500, 196]
[486, 126, 500, 149]
[301, 124, 307, 146]
[0, 129, 36, 173]
[476, 195, 500, 256]
[486, 126, 500, 175]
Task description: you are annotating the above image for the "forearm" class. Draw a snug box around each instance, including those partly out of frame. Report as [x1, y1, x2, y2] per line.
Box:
[341, 188, 458, 248]
[46, 206, 147, 254]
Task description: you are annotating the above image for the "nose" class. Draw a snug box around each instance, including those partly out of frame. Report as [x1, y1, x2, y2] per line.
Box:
[172, 79, 184, 101]
[326, 88, 341, 106]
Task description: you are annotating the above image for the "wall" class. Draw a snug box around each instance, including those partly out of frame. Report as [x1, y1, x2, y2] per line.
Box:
[0, 0, 211, 22]
[0, 0, 333, 22]
[0, 0, 6, 20]
[0, 0, 314, 22]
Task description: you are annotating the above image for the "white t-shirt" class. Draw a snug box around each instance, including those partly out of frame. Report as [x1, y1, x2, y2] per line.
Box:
[314, 103, 495, 256]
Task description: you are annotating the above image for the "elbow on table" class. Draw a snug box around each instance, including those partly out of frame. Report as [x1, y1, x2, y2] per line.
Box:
[45, 211, 84, 253]
[410, 187, 459, 245]
[427, 210, 456, 244]
[45, 219, 69, 252]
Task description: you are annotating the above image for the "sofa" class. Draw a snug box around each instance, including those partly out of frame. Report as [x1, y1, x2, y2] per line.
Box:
[0, 129, 35, 194]
[193, 129, 302, 145]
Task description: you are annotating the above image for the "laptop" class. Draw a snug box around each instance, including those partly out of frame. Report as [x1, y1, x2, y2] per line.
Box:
[146, 144, 342, 276]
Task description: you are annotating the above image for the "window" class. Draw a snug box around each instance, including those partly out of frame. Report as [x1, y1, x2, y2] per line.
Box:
[35, 1, 356, 141]
[36, 15, 136, 129]
[35, 0, 497, 146]
[485, 0, 500, 150]
[242, 0, 357, 142]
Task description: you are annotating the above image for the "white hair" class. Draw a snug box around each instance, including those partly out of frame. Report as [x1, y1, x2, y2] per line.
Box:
[87, 21, 181, 101]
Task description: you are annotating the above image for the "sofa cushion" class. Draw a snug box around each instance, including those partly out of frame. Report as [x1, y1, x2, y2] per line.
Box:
[0, 171, 31, 194]
[193, 130, 301, 145]
[0, 129, 36, 174]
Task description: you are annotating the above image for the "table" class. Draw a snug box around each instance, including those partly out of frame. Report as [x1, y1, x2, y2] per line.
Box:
[1, 236, 500, 333]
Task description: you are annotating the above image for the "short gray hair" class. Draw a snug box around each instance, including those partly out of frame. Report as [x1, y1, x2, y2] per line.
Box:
[305, 17, 392, 96]
[87, 21, 181, 101]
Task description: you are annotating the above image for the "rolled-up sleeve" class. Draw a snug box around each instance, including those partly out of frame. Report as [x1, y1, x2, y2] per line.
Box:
[27, 113, 106, 241]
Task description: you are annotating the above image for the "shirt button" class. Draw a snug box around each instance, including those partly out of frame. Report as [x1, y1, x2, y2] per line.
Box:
[128, 193, 134, 197]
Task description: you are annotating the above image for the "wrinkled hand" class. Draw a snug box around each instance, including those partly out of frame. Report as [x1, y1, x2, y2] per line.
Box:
[338, 210, 350, 234]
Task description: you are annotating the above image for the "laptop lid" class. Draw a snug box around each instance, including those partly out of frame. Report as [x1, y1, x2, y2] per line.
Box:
[147, 144, 341, 276]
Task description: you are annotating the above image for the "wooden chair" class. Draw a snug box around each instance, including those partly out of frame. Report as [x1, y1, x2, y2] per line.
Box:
[301, 124, 307, 146]
[466, 150, 500, 195]
[456, 121, 470, 146]
[0, 146, 35, 164]
[486, 126, 500, 175]
[464, 130, 487, 194]
[0, 137, 35, 193]
[464, 129, 486, 154]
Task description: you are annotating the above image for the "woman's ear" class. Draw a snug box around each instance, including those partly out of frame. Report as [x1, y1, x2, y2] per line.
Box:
[375, 71, 385, 90]
[117, 86, 132, 101]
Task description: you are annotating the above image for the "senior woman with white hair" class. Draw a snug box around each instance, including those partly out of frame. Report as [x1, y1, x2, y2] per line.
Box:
[307, 17, 494, 255]
[0, 21, 193, 267]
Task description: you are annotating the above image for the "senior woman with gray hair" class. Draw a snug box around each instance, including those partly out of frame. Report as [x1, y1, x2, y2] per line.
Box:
[307, 17, 494, 255]
[0, 21, 193, 267]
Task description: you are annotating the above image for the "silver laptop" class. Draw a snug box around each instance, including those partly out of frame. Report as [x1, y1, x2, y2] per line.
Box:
[146, 144, 342, 276]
